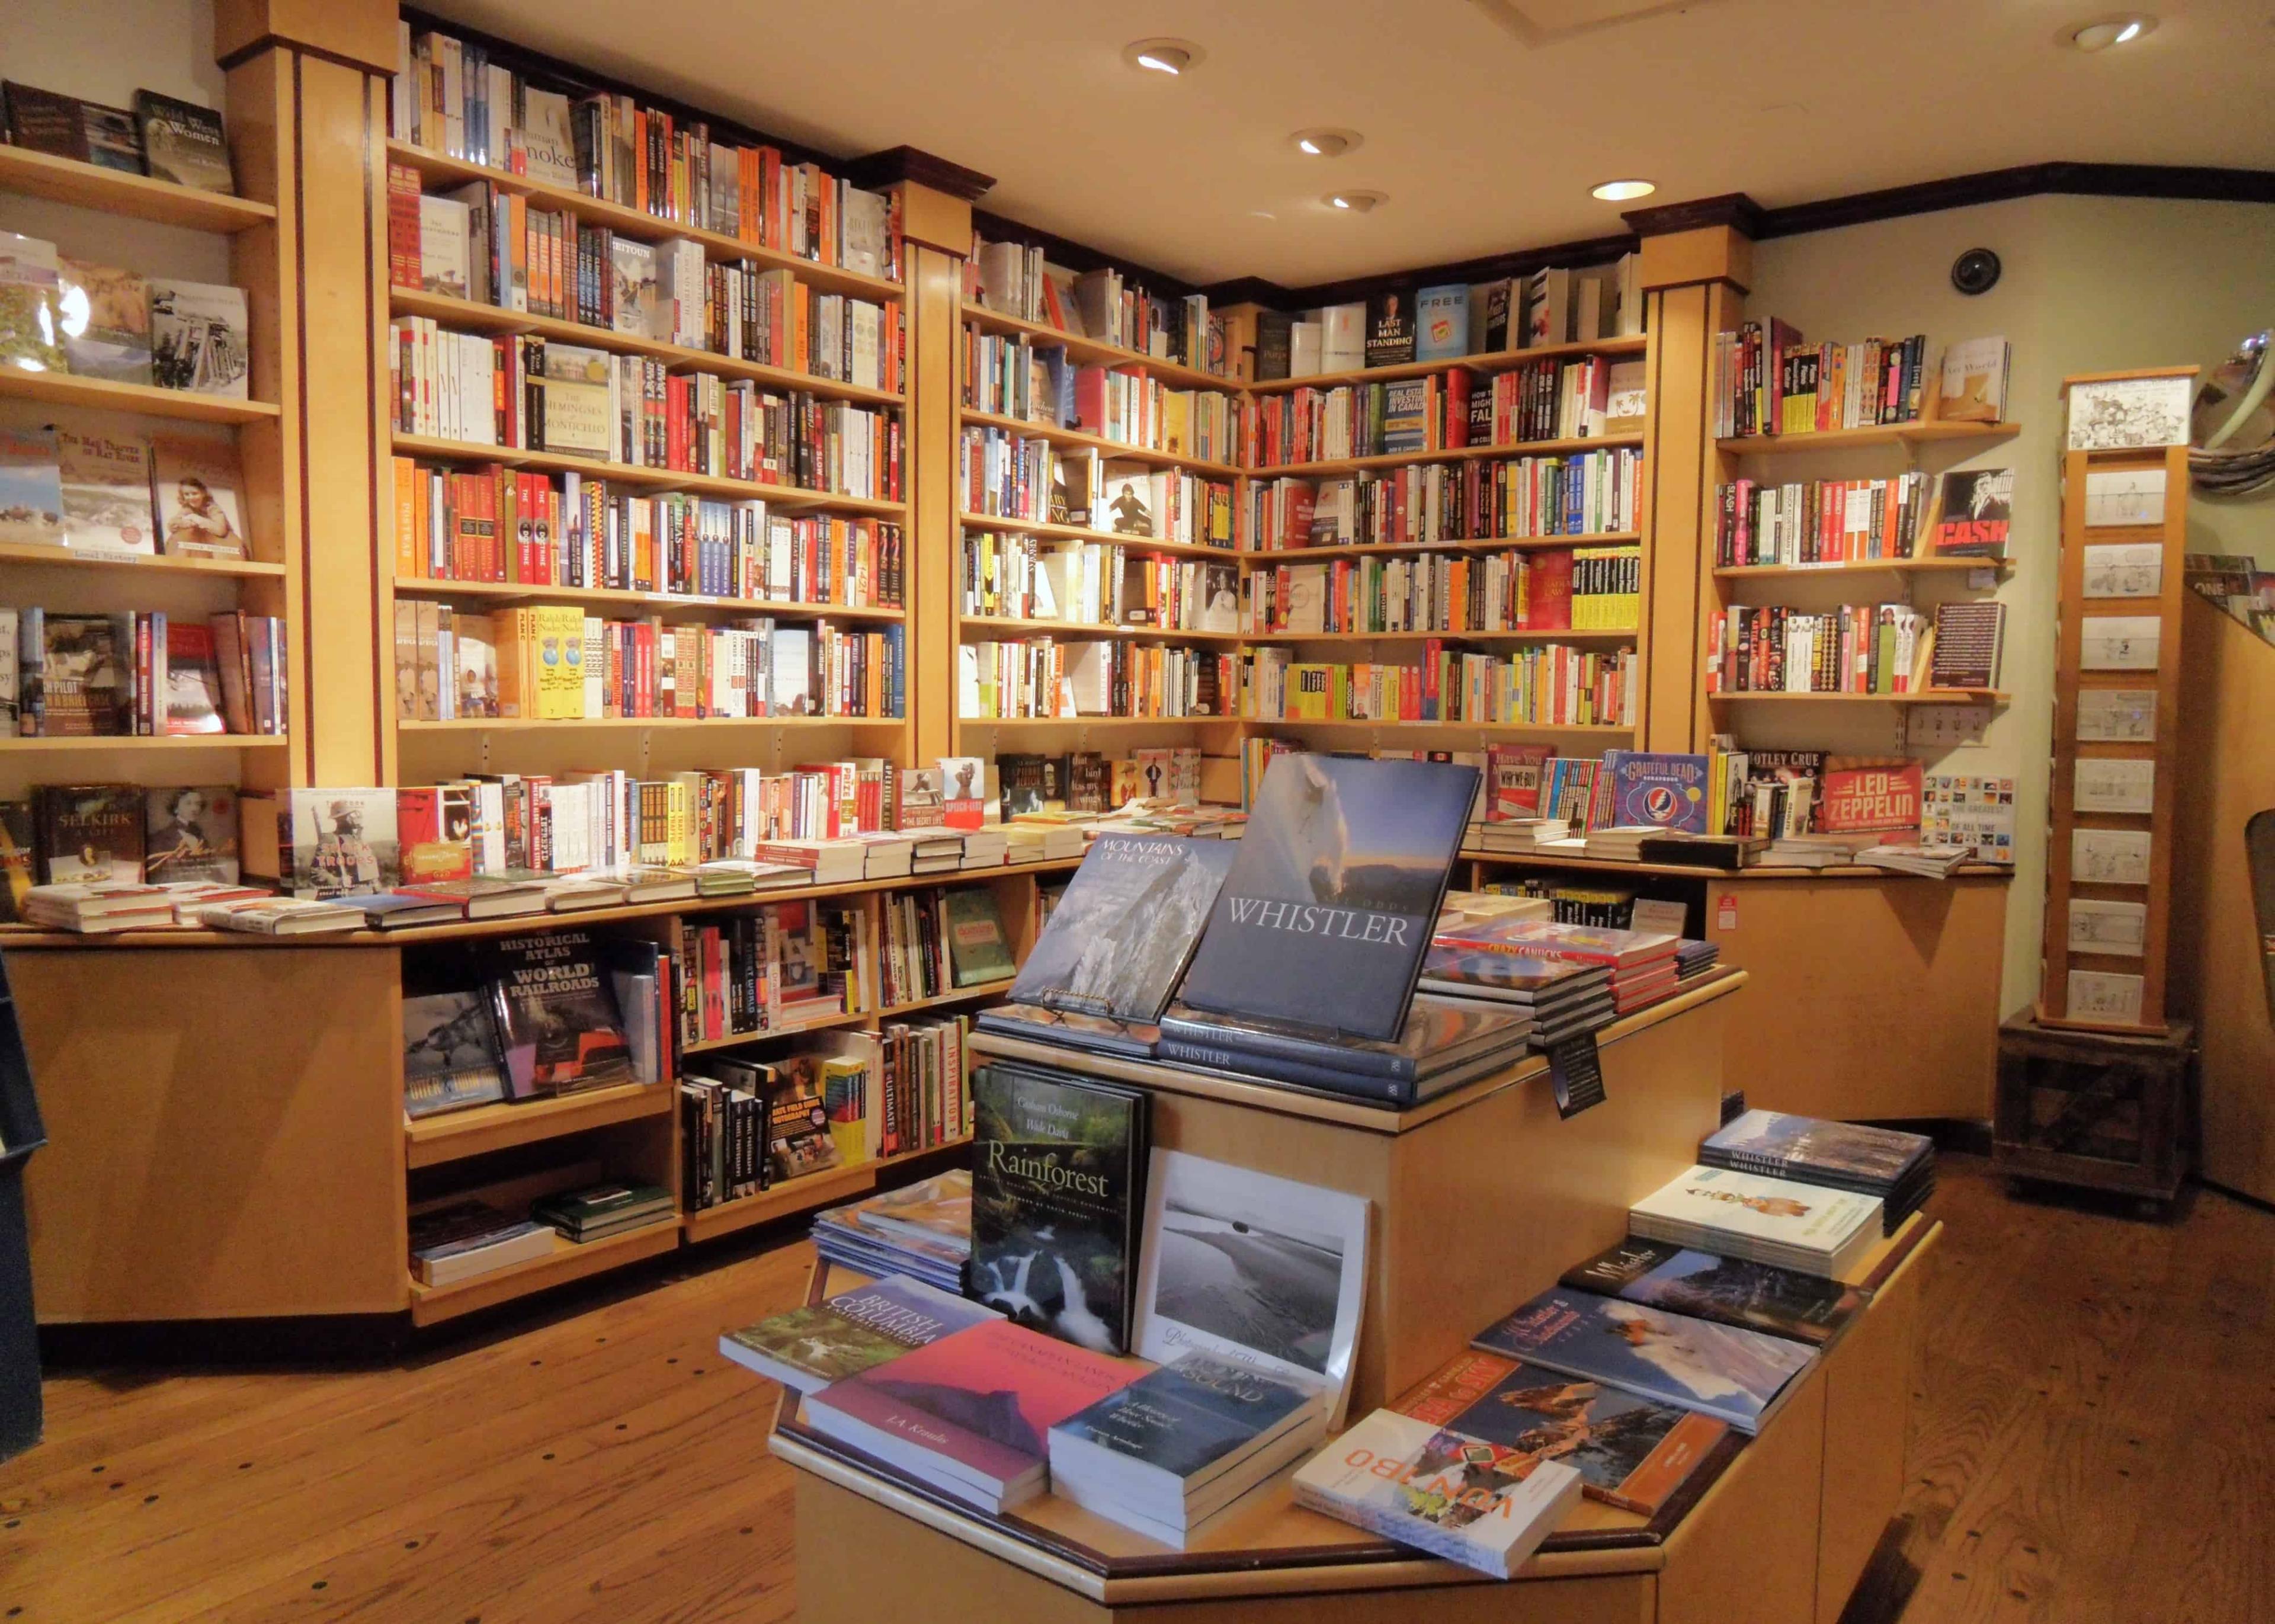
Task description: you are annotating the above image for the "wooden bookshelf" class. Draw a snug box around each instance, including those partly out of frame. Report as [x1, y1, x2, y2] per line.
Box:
[389, 433, 906, 517]
[1238, 332, 1651, 395]
[1239, 531, 1640, 564]
[957, 511, 1235, 562]
[393, 575, 905, 622]
[0, 543, 286, 578]
[960, 302, 1232, 392]
[958, 615, 1242, 645]
[409, 1218, 681, 1327]
[1705, 688, 2008, 705]
[958, 715, 1241, 731]
[1716, 421, 2021, 455]
[0, 142, 277, 232]
[959, 410, 1241, 479]
[1713, 557, 2007, 579]
[404, 1081, 675, 1168]
[1244, 432, 1645, 481]
[1244, 716, 1633, 736]
[398, 715, 904, 732]
[0, 733, 288, 752]
[0, 370, 280, 425]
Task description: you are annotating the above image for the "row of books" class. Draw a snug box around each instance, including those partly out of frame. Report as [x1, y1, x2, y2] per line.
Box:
[387, 165, 902, 391]
[957, 428, 1238, 549]
[1245, 545, 1641, 637]
[1703, 600, 2007, 694]
[1715, 471, 1943, 567]
[392, 26, 902, 278]
[411, 1180, 674, 1286]
[1715, 326, 2010, 438]
[1235, 353, 1642, 468]
[394, 601, 902, 723]
[1242, 644, 1638, 729]
[8, 609, 284, 739]
[391, 459, 903, 603]
[963, 331, 1238, 462]
[957, 640, 1233, 722]
[1249, 260, 1641, 381]
[0, 425, 250, 561]
[0, 236, 251, 397]
[1248, 446, 1646, 551]
[959, 534, 1239, 633]
[967, 239, 1225, 374]
[3, 79, 236, 193]
[387, 321, 902, 501]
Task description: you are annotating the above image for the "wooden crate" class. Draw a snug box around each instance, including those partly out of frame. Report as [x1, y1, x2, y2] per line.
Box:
[1994, 1012, 2194, 1205]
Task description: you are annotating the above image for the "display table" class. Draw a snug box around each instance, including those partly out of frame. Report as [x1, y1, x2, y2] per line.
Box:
[769, 973, 1940, 1624]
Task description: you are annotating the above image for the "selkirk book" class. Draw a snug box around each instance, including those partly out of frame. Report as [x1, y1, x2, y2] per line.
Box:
[1175, 754, 1477, 1042]
[1007, 834, 1236, 1023]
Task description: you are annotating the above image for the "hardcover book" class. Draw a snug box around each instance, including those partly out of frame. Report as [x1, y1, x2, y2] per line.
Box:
[1629, 1165, 1883, 1277]
[1471, 1289, 1815, 1433]
[1561, 1238, 1867, 1348]
[482, 929, 635, 1097]
[164, 622, 226, 733]
[943, 888, 1016, 987]
[803, 1317, 1140, 1511]
[271, 787, 399, 898]
[1815, 758, 1922, 837]
[59, 429, 156, 556]
[133, 91, 235, 193]
[1395, 1347, 1727, 1515]
[937, 757, 985, 830]
[143, 784, 236, 882]
[721, 1274, 996, 1393]
[400, 989, 508, 1118]
[1486, 744, 1553, 820]
[1290, 1409, 1584, 1580]
[0, 231, 67, 376]
[1597, 751, 1712, 834]
[974, 1003, 1161, 1059]
[36, 614, 130, 736]
[1700, 1110, 1930, 1190]
[148, 279, 249, 398]
[1414, 284, 1469, 363]
[1177, 754, 1477, 1043]
[971, 1063, 1148, 1354]
[150, 435, 248, 559]
[0, 427, 64, 547]
[1157, 994, 1527, 1085]
[1008, 834, 1236, 1023]
[0, 803, 33, 922]
[1364, 287, 1416, 370]
[34, 784, 145, 883]
[1931, 468, 2012, 558]
[56, 260, 152, 383]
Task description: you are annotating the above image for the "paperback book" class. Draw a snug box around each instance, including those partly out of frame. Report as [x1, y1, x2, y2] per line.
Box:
[1629, 1165, 1883, 1278]
[720, 1274, 997, 1393]
[1154, 994, 1530, 1105]
[974, 1003, 1161, 1059]
[1008, 834, 1236, 1023]
[1561, 1238, 1868, 1347]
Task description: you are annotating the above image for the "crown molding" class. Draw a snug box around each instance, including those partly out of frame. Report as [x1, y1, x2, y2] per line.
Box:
[1751, 161, 2275, 238]
[1620, 192, 1768, 238]
[845, 146, 994, 202]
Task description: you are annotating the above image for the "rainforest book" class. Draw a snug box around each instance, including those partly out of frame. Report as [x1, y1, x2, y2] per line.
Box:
[1008, 834, 1236, 1023]
[1561, 1238, 1867, 1348]
[970, 1062, 1148, 1354]
[719, 1274, 997, 1393]
[1177, 754, 1477, 1042]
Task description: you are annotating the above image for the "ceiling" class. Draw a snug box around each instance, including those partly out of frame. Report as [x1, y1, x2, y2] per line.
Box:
[424, 0, 2275, 287]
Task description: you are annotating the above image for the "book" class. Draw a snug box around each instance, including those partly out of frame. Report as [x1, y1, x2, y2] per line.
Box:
[540, 344, 613, 456]
[34, 616, 130, 736]
[0, 426, 63, 547]
[971, 1062, 1149, 1354]
[149, 436, 249, 559]
[1099, 459, 1154, 536]
[1290, 1409, 1584, 1579]
[1929, 601, 2007, 688]
[1700, 1109, 1931, 1194]
[56, 260, 152, 383]
[148, 279, 249, 397]
[720, 1274, 996, 1394]
[163, 622, 226, 733]
[1935, 337, 2009, 423]
[1414, 284, 1469, 363]
[1471, 1289, 1814, 1433]
[0, 232, 66, 376]
[143, 784, 236, 882]
[198, 895, 364, 934]
[937, 756, 985, 830]
[400, 989, 509, 1117]
[1158, 993, 1528, 1088]
[0, 803, 33, 922]
[942, 887, 1015, 987]
[811, 1168, 972, 1293]
[35, 784, 145, 883]
[532, 1181, 672, 1239]
[1393, 1346, 1726, 1515]
[1007, 835, 1233, 1023]
[1177, 754, 1477, 1043]
[973, 1003, 1161, 1059]
[243, 787, 400, 898]
[133, 91, 235, 193]
[1364, 286, 1415, 369]
[4, 83, 95, 162]
[1134, 1148, 1370, 1428]
[1597, 751, 1712, 834]
[1931, 468, 2012, 558]
[803, 1317, 1140, 1512]
[482, 928, 635, 1097]
[408, 1201, 554, 1286]
[1815, 758, 1922, 837]
[1561, 1238, 1867, 1348]
[58, 428, 156, 556]
[1629, 1165, 1883, 1278]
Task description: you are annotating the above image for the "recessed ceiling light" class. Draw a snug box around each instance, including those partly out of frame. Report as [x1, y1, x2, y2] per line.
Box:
[2069, 14, 2157, 49]
[1591, 179, 1656, 202]
[1123, 38, 1203, 75]
[1323, 190, 1386, 213]
[1290, 128, 1363, 159]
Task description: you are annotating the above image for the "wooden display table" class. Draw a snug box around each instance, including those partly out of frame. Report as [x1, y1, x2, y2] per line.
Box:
[770, 975, 1941, 1624]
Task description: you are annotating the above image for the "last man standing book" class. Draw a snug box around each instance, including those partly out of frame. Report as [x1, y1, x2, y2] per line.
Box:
[1175, 754, 1478, 1043]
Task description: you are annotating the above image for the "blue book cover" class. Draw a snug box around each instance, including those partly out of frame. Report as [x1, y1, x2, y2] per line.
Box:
[1600, 751, 1713, 833]
[1470, 1289, 1813, 1433]
[1177, 754, 1478, 1042]
[1050, 1353, 1321, 1485]
[1008, 834, 1236, 1023]
[1157, 995, 1527, 1084]
[1414, 284, 1470, 362]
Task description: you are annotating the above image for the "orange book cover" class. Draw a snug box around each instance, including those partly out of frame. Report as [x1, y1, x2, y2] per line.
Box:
[392, 457, 421, 579]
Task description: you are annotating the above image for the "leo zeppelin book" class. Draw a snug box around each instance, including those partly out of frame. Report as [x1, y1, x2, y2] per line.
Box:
[1008, 834, 1236, 1023]
[1177, 754, 1478, 1042]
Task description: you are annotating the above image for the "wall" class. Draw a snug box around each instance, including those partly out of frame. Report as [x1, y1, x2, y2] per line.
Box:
[1747, 194, 2275, 1015]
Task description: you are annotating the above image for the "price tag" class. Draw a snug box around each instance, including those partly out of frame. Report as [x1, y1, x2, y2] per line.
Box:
[1549, 1032, 1607, 1119]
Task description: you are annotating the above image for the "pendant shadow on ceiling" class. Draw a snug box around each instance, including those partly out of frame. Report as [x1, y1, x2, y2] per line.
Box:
[1467, 0, 1729, 47]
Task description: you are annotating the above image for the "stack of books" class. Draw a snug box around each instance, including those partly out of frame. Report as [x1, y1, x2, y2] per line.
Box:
[959, 826, 1009, 869]
[1433, 917, 1680, 1016]
[720, 1273, 997, 1393]
[1854, 843, 1973, 878]
[532, 1181, 674, 1243]
[854, 832, 915, 879]
[1468, 816, 1568, 854]
[1437, 890, 1551, 931]
[407, 1199, 555, 1286]
[1635, 832, 1764, 870]
[1415, 946, 1614, 1047]
[810, 1170, 972, 1293]
[1005, 818, 1087, 863]
[1155, 996, 1533, 1107]
[1674, 939, 1720, 984]
[1629, 1165, 1883, 1278]
[758, 838, 867, 886]
[909, 833, 965, 875]
[22, 880, 180, 933]
[1581, 825, 1658, 863]
[1700, 1110, 1934, 1232]
[1047, 1354, 1328, 1546]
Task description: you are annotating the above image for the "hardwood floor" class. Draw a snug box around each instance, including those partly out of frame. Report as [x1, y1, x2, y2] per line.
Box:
[0, 1154, 2267, 1623]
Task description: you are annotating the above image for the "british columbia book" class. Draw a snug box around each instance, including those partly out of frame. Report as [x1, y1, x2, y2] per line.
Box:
[719, 1274, 996, 1392]
[1007, 834, 1236, 1023]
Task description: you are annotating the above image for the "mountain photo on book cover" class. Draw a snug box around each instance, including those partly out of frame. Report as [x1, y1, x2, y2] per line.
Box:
[1008, 834, 1235, 1023]
[1177, 754, 1475, 1042]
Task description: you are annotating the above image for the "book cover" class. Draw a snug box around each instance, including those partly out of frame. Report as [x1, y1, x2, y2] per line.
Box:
[1815, 758, 1922, 835]
[0, 230, 66, 375]
[1177, 754, 1476, 1042]
[943, 888, 1016, 987]
[78, 99, 143, 174]
[400, 989, 508, 1117]
[1052, 1351, 1324, 1488]
[56, 260, 152, 383]
[1158, 994, 1526, 1084]
[37, 614, 130, 735]
[1486, 745, 1553, 820]
[286, 788, 400, 897]
[133, 90, 235, 193]
[1290, 1409, 1584, 1580]
[483, 929, 634, 1097]
[0, 426, 63, 547]
[1099, 459, 1154, 537]
[59, 429, 156, 556]
[937, 757, 984, 830]
[1009, 834, 1235, 1023]
[1630, 1165, 1883, 1260]
[1471, 1289, 1813, 1433]
[540, 344, 613, 457]
[1931, 468, 2011, 558]
[971, 1063, 1148, 1354]
[4, 84, 88, 161]
[1395, 1347, 1727, 1515]
[1561, 1238, 1867, 1347]
[148, 279, 249, 398]
[722, 1274, 998, 1393]
[143, 784, 236, 882]
[150, 435, 248, 559]
[1414, 284, 1469, 363]
[1598, 751, 1712, 834]
[1701, 1110, 1928, 1187]
[164, 622, 226, 734]
[974, 1003, 1161, 1059]
[35, 784, 145, 883]
[1364, 286, 1415, 370]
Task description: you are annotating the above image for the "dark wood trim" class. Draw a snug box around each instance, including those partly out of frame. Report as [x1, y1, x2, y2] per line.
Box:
[290, 53, 319, 787]
[1752, 162, 2275, 239]
[1194, 276, 1294, 310]
[1621, 192, 1768, 238]
[1252, 232, 1639, 313]
[969, 207, 1203, 299]
[217, 35, 393, 76]
[847, 146, 994, 203]
[361, 74, 389, 783]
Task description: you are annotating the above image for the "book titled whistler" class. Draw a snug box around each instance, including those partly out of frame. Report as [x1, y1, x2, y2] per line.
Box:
[1008, 834, 1236, 1023]
[1561, 1238, 1867, 1348]
[1177, 755, 1478, 1042]
[1598, 751, 1713, 834]
[719, 1274, 997, 1392]
[970, 1064, 1148, 1355]
[1700, 1109, 1930, 1189]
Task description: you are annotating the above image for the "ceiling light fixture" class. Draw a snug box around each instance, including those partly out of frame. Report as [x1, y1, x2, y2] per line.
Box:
[1323, 190, 1386, 214]
[1591, 178, 1656, 202]
[2069, 14, 2157, 49]
[1290, 127, 1363, 159]
[1123, 38, 1203, 75]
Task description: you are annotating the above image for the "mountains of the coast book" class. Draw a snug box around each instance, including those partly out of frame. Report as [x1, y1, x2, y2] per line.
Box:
[970, 1064, 1148, 1354]
[1176, 754, 1477, 1042]
[1007, 834, 1236, 1023]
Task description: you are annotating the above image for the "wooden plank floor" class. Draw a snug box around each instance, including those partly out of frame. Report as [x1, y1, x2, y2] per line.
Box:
[0, 1154, 2267, 1623]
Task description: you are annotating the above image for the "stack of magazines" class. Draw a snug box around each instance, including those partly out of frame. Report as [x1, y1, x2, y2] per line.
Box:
[1699, 1110, 1933, 1232]
[1628, 1165, 1883, 1278]
[1431, 917, 1681, 1017]
[1414, 946, 1614, 1047]
[810, 1170, 972, 1293]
